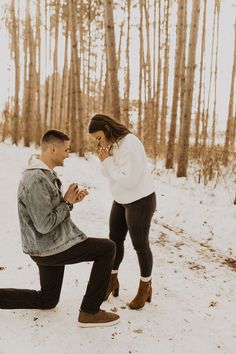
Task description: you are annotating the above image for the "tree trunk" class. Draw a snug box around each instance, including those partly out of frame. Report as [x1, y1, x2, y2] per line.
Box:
[211, 0, 221, 147]
[143, 0, 153, 154]
[98, 51, 105, 112]
[123, 0, 131, 128]
[202, 1, 217, 150]
[23, 0, 36, 147]
[86, 0, 92, 118]
[44, 77, 49, 132]
[59, 5, 69, 130]
[223, 20, 236, 165]
[50, 0, 60, 128]
[10, 0, 20, 145]
[69, 0, 84, 155]
[178, 0, 187, 146]
[103, 0, 121, 120]
[177, 0, 200, 177]
[35, 0, 42, 145]
[117, 18, 125, 70]
[166, 0, 185, 169]
[160, 0, 170, 149]
[194, 0, 206, 152]
[153, 0, 162, 159]
[138, 0, 144, 138]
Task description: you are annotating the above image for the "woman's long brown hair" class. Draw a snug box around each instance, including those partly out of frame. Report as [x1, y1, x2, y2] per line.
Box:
[88, 114, 131, 143]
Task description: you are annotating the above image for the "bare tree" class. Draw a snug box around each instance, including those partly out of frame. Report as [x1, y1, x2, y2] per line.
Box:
[35, 0, 42, 145]
[223, 19, 236, 165]
[59, 3, 69, 130]
[69, 0, 84, 155]
[23, 0, 36, 147]
[211, 0, 221, 147]
[177, 0, 200, 177]
[138, 0, 144, 138]
[160, 0, 170, 149]
[123, 0, 131, 127]
[153, 0, 162, 159]
[194, 0, 207, 152]
[143, 0, 153, 153]
[166, 0, 185, 169]
[103, 0, 121, 120]
[10, 0, 20, 145]
[202, 1, 217, 150]
[50, 0, 60, 128]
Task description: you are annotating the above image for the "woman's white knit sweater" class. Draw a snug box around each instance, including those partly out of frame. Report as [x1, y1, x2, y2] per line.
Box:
[101, 133, 155, 204]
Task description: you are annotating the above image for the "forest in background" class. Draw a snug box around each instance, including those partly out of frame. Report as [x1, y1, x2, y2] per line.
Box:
[0, 0, 235, 182]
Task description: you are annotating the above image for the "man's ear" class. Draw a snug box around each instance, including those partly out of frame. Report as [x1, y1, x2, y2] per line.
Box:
[50, 143, 56, 153]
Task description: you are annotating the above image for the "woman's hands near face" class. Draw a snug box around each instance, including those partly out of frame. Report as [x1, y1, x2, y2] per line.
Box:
[97, 145, 113, 161]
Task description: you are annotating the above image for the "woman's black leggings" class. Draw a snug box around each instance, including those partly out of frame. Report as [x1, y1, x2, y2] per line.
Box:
[109, 192, 156, 277]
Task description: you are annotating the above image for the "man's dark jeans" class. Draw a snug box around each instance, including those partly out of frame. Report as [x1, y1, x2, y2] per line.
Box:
[0, 238, 115, 314]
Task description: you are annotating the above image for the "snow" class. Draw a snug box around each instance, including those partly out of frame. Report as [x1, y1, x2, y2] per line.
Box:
[0, 142, 235, 354]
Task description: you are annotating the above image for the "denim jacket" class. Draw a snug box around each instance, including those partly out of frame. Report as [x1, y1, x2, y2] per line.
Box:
[17, 158, 87, 256]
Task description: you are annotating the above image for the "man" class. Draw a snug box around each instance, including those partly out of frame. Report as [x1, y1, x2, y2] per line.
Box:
[0, 129, 120, 328]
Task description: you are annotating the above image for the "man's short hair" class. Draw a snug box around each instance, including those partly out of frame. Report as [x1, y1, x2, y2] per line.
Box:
[40, 129, 70, 146]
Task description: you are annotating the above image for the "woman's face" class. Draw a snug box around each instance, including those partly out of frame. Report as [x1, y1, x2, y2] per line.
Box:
[91, 130, 110, 148]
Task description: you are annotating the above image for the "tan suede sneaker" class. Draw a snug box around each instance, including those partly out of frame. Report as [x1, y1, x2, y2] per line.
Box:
[78, 309, 120, 328]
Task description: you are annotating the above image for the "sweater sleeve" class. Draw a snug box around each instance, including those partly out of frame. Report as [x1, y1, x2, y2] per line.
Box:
[24, 177, 70, 235]
[101, 137, 144, 188]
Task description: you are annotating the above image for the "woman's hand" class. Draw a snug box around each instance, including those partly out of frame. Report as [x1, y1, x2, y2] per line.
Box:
[98, 146, 113, 161]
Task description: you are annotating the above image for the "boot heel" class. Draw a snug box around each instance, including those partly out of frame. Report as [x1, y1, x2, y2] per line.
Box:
[113, 287, 119, 297]
[146, 294, 152, 303]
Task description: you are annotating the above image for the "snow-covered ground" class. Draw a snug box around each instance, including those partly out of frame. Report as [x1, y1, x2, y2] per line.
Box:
[0, 142, 235, 354]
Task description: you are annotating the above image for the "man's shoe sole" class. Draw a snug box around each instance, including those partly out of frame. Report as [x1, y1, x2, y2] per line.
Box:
[78, 318, 120, 328]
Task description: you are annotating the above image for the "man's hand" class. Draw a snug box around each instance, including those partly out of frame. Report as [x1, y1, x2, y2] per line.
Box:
[64, 183, 81, 205]
[75, 189, 89, 203]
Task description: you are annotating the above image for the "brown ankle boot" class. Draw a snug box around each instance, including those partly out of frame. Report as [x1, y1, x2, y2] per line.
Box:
[78, 309, 120, 328]
[128, 280, 152, 309]
[104, 273, 119, 300]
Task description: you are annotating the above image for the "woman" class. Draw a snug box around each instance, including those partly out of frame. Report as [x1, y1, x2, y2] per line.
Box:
[88, 114, 156, 309]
